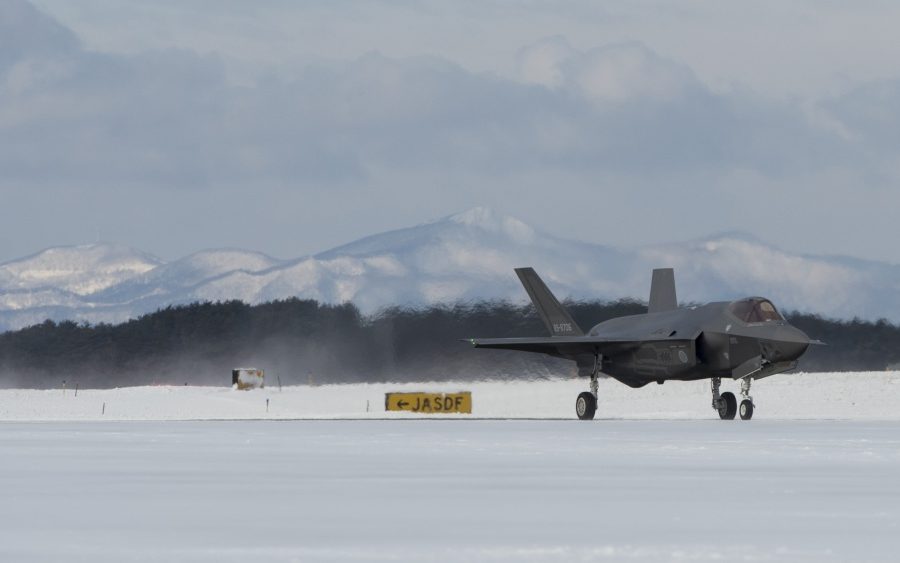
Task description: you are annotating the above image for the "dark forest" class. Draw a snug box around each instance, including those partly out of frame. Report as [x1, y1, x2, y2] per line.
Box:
[0, 298, 897, 388]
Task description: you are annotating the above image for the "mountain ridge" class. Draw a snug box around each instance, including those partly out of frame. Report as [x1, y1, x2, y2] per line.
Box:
[0, 207, 897, 330]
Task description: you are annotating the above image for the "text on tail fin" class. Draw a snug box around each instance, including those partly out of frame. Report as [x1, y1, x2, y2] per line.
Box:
[514, 267, 584, 336]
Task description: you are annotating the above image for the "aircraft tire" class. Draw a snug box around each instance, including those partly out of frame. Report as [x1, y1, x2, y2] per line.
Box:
[739, 399, 754, 420]
[718, 392, 737, 420]
[576, 392, 597, 420]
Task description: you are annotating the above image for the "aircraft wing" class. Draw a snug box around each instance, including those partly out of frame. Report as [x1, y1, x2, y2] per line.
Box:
[466, 336, 641, 356]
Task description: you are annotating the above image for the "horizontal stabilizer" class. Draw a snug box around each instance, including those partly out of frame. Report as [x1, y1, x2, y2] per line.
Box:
[648, 268, 677, 314]
[515, 267, 583, 337]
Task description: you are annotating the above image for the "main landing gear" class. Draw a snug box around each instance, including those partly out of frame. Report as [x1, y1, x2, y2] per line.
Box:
[576, 355, 600, 420]
[711, 377, 754, 420]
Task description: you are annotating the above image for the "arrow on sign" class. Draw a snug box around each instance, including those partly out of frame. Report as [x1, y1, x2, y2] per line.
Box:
[397, 400, 409, 409]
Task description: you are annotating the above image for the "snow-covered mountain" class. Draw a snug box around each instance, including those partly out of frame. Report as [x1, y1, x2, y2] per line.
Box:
[1, 207, 898, 330]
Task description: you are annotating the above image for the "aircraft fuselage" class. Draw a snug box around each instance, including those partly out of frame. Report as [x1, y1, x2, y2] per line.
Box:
[587, 301, 810, 388]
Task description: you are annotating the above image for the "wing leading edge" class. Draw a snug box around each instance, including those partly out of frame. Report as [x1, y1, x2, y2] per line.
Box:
[467, 336, 667, 356]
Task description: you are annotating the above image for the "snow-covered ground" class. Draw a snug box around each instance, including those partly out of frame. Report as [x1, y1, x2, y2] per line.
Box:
[2, 373, 899, 561]
[1, 371, 898, 421]
[1, 419, 900, 561]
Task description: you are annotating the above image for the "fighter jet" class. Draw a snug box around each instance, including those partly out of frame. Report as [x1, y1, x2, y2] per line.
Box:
[468, 267, 818, 420]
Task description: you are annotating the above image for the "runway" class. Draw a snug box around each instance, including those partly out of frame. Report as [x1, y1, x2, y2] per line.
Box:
[2, 419, 899, 561]
[2, 372, 899, 421]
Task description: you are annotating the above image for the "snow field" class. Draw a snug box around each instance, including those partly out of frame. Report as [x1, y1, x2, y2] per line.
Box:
[1, 419, 899, 562]
[1, 371, 899, 421]
[2, 372, 899, 561]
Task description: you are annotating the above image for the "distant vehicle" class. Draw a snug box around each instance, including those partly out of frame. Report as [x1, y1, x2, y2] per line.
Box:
[232, 368, 265, 390]
[468, 268, 820, 420]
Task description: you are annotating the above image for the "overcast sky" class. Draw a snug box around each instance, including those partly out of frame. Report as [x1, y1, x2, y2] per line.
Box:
[3, 0, 900, 263]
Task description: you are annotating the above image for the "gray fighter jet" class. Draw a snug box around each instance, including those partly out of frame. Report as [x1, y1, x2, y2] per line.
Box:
[469, 268, 818, 420]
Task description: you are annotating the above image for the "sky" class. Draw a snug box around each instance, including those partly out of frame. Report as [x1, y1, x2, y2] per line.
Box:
[2, 0, 900, 263]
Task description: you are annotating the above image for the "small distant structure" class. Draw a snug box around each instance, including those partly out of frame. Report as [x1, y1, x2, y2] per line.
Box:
[232, 368, 265, 390]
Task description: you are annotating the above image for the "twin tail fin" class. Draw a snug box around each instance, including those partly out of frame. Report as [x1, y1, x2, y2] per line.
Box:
[514, 267, 583, 337]
[515, 266, 679, 335]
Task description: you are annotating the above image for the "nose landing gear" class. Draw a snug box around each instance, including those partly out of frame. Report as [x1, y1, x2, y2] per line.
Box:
[739, 377, 754, 420]
[576, 354, 600, 420]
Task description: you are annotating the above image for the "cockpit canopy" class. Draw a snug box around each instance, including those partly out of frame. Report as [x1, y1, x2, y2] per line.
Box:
[728, 298, 784, 323]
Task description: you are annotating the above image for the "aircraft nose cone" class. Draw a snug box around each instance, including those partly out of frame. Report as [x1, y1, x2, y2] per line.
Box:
[771, 325, 810, 361]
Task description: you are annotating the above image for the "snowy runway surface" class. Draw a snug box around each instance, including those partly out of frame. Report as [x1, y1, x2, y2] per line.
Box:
[2, 372, 900, 421]
[2, 419, 900, 561]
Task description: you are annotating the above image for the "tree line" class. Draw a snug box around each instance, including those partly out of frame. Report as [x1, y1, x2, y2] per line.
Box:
[0, 298, 897, 388]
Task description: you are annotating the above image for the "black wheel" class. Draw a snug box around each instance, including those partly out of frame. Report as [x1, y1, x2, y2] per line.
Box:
[740, 399, 754, 420]
[717, 392, 737, 420]
[576, 392, 597, 420]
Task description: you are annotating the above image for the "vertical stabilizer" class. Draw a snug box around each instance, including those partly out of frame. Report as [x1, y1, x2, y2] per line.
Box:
[514, 267, 583, 336]
[648, 268, 677, 313]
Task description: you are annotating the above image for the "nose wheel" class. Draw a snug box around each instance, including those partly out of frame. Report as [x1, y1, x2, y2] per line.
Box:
[739, 377, 754, 420]
[739, 399, 754, 420]
[576, 354, 600, 420]
[576, 392, 597, 420]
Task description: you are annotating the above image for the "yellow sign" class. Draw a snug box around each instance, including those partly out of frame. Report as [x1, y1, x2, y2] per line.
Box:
[385, 392, 472, 414]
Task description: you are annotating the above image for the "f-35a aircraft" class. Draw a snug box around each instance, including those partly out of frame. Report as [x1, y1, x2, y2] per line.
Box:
[469, 268, 817, 420]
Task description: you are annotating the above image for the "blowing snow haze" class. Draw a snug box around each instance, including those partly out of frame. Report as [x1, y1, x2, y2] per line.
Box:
[1, 207, 899, 331]
[2, 1, 900, 266]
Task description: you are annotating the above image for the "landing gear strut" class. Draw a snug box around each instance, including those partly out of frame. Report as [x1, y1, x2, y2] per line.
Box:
[711, 377, 736, 420]
[739, 377, 754, 420]
[576, 355, 600, 420]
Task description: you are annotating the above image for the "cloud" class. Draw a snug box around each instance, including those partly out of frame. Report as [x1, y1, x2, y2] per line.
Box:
[0, 3, 855, 194]
[0, 0, 79, 70]
[826, 79, 900, 150]
[517, 36, 577, 89]
[519, 37, 698, 103]
[1, 1, 899, 264]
